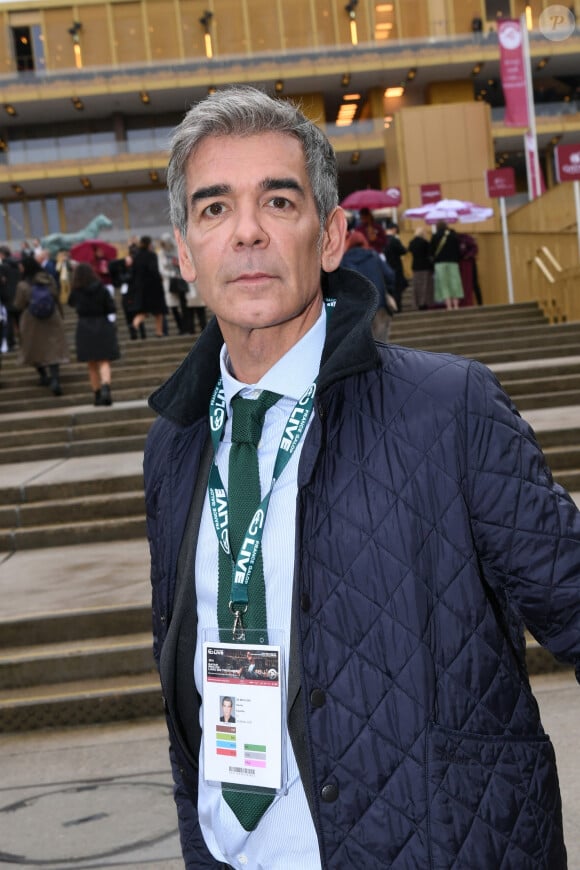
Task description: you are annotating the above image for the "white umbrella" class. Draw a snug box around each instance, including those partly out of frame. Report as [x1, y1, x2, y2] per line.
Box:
[403, 198, 493, 224]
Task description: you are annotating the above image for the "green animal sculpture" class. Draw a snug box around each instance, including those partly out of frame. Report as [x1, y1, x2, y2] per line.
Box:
[41, 214, 113, 257]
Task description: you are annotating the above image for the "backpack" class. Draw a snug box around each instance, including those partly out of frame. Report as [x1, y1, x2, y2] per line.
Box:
[28, 282, 55, 319]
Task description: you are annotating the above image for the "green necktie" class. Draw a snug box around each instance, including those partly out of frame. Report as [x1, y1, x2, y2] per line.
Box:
[217, 389, 281, 831]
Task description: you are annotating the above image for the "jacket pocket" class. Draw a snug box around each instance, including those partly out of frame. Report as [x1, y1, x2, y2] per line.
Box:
[426, 722, 566, 870]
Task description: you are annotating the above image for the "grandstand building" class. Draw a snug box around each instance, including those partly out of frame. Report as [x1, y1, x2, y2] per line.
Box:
[0, 0, 578, 244]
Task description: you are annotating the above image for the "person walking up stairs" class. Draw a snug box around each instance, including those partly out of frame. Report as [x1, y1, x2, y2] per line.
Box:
[13, 255, 68, 396]
[68, 262, 120, 406]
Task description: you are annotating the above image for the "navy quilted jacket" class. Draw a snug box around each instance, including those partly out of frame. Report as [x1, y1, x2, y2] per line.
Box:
[144, 268, 579, 869]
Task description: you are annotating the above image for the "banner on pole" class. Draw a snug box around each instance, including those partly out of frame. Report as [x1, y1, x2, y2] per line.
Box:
[486, 168, 516, 198]
[554, 143, 580, 183]
[420, 183, 441, 204]
[498, 19, 529, 127]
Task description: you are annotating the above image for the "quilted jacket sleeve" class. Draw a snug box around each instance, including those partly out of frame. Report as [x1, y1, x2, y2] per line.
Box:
[465, 360, 580, 683]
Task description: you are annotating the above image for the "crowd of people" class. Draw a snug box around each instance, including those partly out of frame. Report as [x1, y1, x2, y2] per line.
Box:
[1, 217, 482, 395]
[0, 233, 207, 405]
[339, 211, 483, 326]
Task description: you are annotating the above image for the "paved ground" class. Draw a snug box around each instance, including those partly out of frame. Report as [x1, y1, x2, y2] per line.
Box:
[0, 672, 578, 869]
[0, 719, 182, 868]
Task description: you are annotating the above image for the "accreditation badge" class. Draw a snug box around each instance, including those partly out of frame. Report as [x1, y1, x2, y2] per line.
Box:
[201, 632, 286, 793]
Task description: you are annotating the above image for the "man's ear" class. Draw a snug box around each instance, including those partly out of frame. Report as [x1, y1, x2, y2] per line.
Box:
[174, 228, 197, 282]
[321, 207, 348, 273]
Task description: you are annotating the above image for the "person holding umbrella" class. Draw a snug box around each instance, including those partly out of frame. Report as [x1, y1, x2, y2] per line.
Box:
[430, 219, 464, 310]
[355, 207, 386, 253]
[69, 239, 118, 291]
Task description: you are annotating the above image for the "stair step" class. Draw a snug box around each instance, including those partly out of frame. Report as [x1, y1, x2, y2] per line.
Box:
[0, 434, 148, 465]
[542, 445, 580, 470]
[0, 471, 144, 507]
[0, 604, 152, 648]
[0, 402, 153, 431]
[0, 419, 151, 449]
[0, 673, 163, 732]
[0, 515, 146, 551]
[501, 374, 580, 396]
[512, 390, 580, 411]
[535, 428, 580, 449]
[392, 321, 561, 344]
[0, 491, 144, 529]
[549, 468, 580, 491]
[0, 633, 154, 689]
[11, 435, 147, 465]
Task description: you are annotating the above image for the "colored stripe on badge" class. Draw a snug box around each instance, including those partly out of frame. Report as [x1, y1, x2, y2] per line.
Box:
[244, 743, 267, 768]
[216, 723, 237, 756]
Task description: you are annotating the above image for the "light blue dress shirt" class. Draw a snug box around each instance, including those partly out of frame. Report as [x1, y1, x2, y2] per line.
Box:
[194, 306, 326, 869]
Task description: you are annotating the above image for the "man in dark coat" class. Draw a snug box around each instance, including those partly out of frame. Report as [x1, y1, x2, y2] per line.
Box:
[144, 86, 580, 869]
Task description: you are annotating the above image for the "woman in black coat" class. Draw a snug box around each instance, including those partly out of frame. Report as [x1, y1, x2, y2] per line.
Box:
[69, 262, 120, 405]
[130, 235, 167, 338]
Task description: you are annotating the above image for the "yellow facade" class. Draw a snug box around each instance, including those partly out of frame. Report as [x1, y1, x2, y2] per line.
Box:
[0, 0, 578, 244]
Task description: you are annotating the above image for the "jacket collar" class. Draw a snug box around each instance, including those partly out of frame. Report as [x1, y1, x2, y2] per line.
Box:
[148, 266, 380, 427]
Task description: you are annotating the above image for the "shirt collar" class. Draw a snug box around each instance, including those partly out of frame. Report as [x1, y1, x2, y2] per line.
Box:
[220, 304, 327, 414]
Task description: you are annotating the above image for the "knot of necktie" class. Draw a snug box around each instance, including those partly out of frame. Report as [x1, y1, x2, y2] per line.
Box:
[230, 390, 281, 446]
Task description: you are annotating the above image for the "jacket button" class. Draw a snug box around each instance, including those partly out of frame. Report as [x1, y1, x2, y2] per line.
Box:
[310, 688, 326, 708]
[321, 783, 338, 803]
[300, 594, 311, 612]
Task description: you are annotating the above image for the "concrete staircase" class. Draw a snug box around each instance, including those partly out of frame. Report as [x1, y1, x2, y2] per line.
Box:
[0, 302, 576, 732]
[0, 605, 156, 731]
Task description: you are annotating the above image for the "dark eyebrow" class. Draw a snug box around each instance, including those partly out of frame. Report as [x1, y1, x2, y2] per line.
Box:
[191, 184, 231, 203]
[262, 177, 305, 196]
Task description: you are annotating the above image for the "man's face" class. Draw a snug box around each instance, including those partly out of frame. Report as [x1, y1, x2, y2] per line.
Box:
[222, 700, 233, 720]
[175, 131, 344, 343]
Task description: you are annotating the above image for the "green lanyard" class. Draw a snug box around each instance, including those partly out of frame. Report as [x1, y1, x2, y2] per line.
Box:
[207, 298, 335, 634]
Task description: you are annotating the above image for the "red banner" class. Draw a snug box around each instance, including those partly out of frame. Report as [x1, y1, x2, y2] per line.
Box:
[498, 19, 529, 127]
[420, 183, 441, 204]
[555, 143, 580, 183]
[485, 168, 516, 198]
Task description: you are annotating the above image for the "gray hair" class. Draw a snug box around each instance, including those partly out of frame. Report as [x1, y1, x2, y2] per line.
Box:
[167, 86, 338, 237]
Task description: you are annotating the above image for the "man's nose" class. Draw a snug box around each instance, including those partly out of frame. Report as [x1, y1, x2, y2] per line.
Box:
[233, 205, 268, 248]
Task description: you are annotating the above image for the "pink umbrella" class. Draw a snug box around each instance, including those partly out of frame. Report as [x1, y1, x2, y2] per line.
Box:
[403, 198, 493, 224]
[341, 189, 399, 210]
[69, 239, 118, 263]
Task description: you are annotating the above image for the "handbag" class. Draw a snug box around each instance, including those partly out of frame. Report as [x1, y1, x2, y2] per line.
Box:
[169, 276, 188, 298]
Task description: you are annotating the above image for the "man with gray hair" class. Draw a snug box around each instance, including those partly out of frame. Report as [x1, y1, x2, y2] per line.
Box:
[145, 86, 579, 868]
